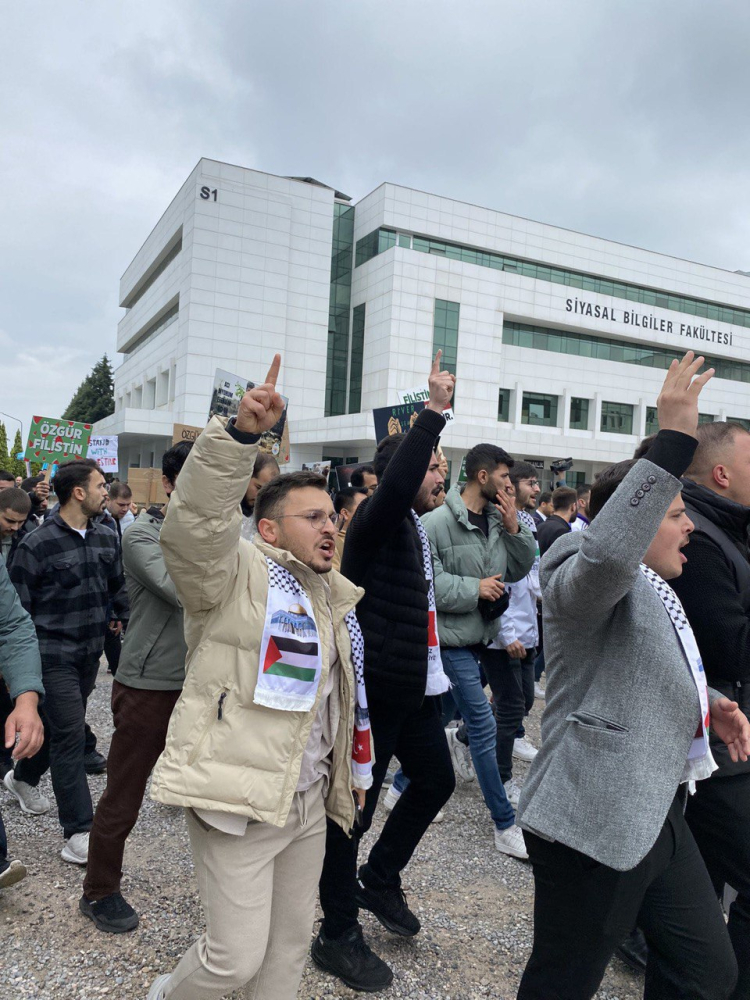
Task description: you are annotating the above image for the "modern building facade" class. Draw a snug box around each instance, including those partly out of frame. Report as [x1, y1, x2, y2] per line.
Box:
[96, 158, 750, 488]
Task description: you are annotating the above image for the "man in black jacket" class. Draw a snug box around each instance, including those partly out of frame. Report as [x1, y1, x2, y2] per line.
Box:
[670, 420, 750, 999]
[312, 353, 456, 992]
[537, 486, 578, 556]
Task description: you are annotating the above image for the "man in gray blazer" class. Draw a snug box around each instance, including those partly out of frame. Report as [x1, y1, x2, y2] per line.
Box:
[516, 353, 750, 1000]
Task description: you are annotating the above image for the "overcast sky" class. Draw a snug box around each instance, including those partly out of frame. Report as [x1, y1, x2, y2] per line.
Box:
[3, 0, 750, 446]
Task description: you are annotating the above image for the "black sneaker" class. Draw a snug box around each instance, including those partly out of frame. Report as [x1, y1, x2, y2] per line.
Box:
[355, 865, 421, 937]
[311, 924, 393, 992]
[84, 750, 107, 775]
[79, 892, 139, 934]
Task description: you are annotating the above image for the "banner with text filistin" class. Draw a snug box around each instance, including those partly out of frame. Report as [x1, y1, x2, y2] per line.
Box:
[25, 416, 93, 466]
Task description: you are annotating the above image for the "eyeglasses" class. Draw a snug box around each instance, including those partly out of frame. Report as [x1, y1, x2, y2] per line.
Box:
[518, 479, 540, 487]
[276, 510, 341, 530]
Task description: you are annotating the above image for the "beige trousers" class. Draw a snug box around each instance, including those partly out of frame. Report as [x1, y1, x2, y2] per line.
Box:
[165, 782, 327, 1000]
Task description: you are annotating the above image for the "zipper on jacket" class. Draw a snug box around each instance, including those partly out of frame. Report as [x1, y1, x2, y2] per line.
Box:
[217, 691, 227, 720]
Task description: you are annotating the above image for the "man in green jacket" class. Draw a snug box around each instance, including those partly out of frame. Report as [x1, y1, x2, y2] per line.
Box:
[79, 441, 193, 933]
[423, 442, 535, 858]
[0, 559, 45, 888]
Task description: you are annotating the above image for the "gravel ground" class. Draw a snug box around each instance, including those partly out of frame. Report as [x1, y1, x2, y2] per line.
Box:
[1, 664, 643, 1000]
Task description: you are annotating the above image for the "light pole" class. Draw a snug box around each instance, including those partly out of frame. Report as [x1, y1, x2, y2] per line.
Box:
[0, 411, 24, 463]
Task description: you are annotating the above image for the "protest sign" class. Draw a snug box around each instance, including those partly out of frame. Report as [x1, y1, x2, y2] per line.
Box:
[88, 436, 119, 473]
[302, 461, 332, 479]
[25, 416, 93, 465]
[172, 424, 203, 446]
[128, 468, 168, 506]
[209, 368, 290, 464]
[458, 456, 468, 483]
[373, 401, 426, 442]
[396, 384, 454, 423]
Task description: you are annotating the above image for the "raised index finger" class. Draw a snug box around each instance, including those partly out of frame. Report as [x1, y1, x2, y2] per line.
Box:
[431, 349, 443, 374]
[265, 353, 282, 388]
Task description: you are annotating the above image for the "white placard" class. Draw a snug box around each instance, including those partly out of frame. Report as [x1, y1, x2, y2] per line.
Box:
[88, 435, 119, 473]
[396, 385, 455, 423]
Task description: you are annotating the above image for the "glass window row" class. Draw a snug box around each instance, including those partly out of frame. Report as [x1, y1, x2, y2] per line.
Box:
[503, 321, 750, 384]
[354, 226, 750, 329]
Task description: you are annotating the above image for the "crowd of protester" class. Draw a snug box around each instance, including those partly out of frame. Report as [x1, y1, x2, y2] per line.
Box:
[0, 348, 749, 1000]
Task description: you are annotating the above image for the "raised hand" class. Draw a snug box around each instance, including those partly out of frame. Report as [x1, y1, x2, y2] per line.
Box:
[235, 354, 285, 435]
[493, 486, 520, 534]
[426, 349, 456, 414]
[656, 351, 714, 438]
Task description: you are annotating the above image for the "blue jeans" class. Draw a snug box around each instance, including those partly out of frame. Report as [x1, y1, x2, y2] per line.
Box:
[441, 647, 515, 830]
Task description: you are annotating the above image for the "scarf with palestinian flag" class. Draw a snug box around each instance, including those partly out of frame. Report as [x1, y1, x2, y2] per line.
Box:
[411, 510, 451, 696]
[255, 558, 372, 789]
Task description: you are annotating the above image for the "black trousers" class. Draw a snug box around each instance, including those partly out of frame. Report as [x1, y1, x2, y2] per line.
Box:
[483, 646, 535, 784]
[686, 771, 750, 1000]
[103, 629, 122, 675]
[14, 655, 101, 838]
[319, 694, 455, 938]
[518, 793, 737, 1000]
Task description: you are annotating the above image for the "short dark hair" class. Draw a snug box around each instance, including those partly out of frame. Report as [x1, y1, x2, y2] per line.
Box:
[538, 491, 552, 506]
[465, 443, 515, 482]
[351, 463, 376, 488]
[253, 451, 280, 479]
[372, 437, 405, 481]
[509, 461, 539, 485]
[0, 470, 14, 484]
[589, 461, 637, 519]
[334, 487, 365, 515]
[685, 421, 750, 481]
[20, 474, 44, 493]
[162, 441, 193, 487]
[576, 483, 592, 499]
[632, 434, 657, 461]
[53, 459, 102, 506]
[255, 471, 328, 523]
[109, 482, 132, 500]
[0, 487, 31, 516]
[552, 486, 578, 512]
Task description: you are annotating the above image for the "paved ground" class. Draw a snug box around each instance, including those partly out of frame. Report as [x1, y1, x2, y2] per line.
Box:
[1, 665, 643, 999]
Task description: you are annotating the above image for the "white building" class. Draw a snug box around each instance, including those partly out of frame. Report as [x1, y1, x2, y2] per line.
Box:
[96, 158, 750, 489]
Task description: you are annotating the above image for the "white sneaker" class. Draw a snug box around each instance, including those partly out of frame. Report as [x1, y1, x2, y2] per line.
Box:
[4, 771, 51, 815]
[534, 682, 546, 700]
[147, 975, 172, 1000]
[383, 785, 401, 812]
[61, 832, 89, 865]
[446, 728, 475, 782]
[0, 859, 28, 889]
[504, 777, 523, 808]
[384, 782, 444, 822]
[513, 737, 538, 762]
[494, 824, 529, 860]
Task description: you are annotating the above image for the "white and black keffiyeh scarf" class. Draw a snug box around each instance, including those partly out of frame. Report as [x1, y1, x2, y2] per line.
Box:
[411, 511, 450, 696]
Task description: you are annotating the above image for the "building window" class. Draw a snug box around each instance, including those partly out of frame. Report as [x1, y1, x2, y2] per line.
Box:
[156, 370, 169, 407]
[570, 397, 590, 430]
[433, 300, 459, 376]
[498, 388, 511, 422]
[122, 229, 182, 310]
[646, 406, 659, 437]
[503, 321, 750, 385]
[522, 393, 558, 427]
[698, 413, 715, 425]
[124, 300, 179, 358]
[601, 401, 634, 434]
[355, 228, 396, 267]
[351, 228, 750, 330]
[397, 233, 411, 248]
[325, 202, 355, 417]
[729, 417, 750, 430]
[348, 304, 366, 414]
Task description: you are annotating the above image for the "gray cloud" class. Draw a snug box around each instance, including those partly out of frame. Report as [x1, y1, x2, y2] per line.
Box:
[2, 0, 750, 445]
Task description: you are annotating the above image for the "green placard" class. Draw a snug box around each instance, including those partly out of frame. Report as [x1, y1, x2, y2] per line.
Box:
[25, 415, 93, 464]
[458, 456, 468, 483]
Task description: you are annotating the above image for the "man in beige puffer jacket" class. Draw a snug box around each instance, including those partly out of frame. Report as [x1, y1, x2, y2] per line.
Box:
[147, 356, 368, 1000]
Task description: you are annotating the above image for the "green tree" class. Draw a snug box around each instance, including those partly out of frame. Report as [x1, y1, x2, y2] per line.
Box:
[63, 355, 115, 424]
[0, 422, 10, 472]
[10, 430, 26, 478]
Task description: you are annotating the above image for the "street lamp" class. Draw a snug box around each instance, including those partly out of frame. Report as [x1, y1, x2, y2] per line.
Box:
[0, 411, 24, 459]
